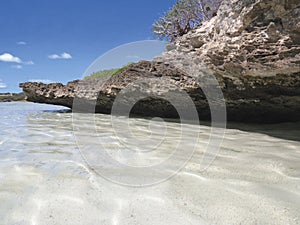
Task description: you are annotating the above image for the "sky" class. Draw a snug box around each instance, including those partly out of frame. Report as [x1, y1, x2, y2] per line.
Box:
[0, 0, 177, 92]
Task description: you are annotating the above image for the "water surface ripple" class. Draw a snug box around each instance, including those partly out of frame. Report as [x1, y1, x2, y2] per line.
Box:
[0, 102, 299, 224]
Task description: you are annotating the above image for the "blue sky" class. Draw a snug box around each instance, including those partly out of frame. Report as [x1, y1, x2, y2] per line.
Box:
[0, 0, 177, 92]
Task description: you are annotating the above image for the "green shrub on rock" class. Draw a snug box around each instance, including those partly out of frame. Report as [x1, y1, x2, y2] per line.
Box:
[153, 0, 222, 42]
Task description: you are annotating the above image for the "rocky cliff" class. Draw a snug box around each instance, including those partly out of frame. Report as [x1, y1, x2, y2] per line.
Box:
[163, 0, 300, 76]
[20, 0, 300, 123]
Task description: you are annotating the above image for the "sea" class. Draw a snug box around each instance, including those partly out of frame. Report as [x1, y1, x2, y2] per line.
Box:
[0, 102, 299, 224]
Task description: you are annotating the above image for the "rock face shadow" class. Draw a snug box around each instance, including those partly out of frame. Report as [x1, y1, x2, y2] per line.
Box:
[225, 121, 300, 142]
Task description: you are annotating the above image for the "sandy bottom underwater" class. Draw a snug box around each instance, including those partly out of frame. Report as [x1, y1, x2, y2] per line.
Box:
[0, 103, 299, 225]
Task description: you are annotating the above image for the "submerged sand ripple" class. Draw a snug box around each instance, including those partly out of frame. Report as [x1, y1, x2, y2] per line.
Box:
[0, 102, 299, 224]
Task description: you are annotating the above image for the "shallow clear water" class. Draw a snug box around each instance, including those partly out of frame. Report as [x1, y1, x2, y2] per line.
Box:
[0, 102, 299, 224]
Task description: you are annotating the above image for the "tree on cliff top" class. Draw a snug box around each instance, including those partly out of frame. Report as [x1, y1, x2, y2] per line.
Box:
[153, 0, 222, 42]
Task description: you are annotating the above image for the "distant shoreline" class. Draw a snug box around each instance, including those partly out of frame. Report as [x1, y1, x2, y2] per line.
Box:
[0, 92, 25, 102]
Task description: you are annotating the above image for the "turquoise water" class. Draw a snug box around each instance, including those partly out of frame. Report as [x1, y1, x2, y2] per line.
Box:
[0, 102, 299, 224]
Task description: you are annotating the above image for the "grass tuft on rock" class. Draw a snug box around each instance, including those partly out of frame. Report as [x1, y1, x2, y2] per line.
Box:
[84, 62, 135, 80]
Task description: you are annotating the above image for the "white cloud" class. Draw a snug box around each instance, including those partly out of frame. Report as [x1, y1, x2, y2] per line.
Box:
[61, 52, 72, 59]
[29, 79, 55, 84]
[48, 52, 72, 60]
[17, 41, 27, 45]
[12, 65, 23, 69]
[48, 54, 59, 59]
[0, 80, 7, 89]
[0, 53, 34, 70]
[24, 60, 34, 65]
[0, 53, 22, 63]
[126, 55, 140, 60]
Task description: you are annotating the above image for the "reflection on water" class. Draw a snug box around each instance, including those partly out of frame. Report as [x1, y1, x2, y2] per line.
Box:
[0, 102, 299, 224]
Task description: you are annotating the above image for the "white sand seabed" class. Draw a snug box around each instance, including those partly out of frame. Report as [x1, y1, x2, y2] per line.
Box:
[1, 130, 299, 225]
[0, 103, 299, 224]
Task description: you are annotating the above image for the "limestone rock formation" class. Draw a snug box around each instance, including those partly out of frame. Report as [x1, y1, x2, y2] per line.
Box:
[163, 0, 300, 77]
[20, 0, 300, 123]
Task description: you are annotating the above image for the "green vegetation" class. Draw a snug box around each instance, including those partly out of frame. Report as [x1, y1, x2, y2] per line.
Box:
[84, 62, 135, 80]
[153, 0, 222, 42]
